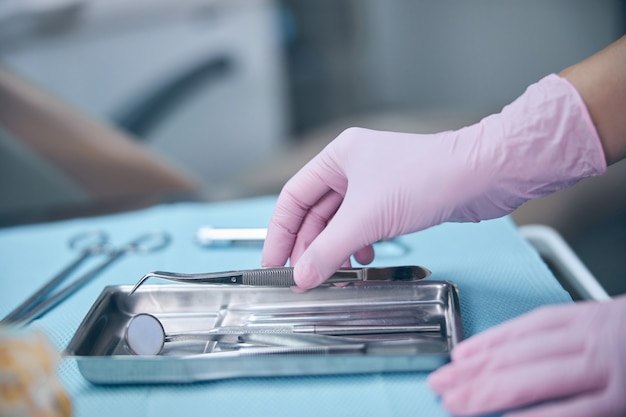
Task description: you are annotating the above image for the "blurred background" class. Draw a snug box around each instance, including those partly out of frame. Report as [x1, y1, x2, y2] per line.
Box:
[1, 0, 625, 294]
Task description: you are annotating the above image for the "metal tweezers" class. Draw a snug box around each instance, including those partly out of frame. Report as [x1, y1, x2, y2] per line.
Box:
[129, 265, 431, 295]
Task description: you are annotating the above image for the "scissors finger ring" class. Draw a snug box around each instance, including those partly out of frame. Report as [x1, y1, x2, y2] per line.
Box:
[125, 231, 171, 254]
[68, 230, 111, 254]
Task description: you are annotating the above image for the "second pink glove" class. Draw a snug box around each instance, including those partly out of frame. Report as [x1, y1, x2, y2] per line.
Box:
[428, 296, 626, 417]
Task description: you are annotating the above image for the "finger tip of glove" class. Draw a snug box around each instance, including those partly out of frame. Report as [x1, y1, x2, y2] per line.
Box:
[427, 366, 454, 393]
[353, 245, 375, 265]
[260, 258, 281, 268]
[289, 285, 309, 294]
[293, 261, 328, 290]
[427, 378, 471, 416]
[261, 245, 289, 268]
[450, 342, 476, 361]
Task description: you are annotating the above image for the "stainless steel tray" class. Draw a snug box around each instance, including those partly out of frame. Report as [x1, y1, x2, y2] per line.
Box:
[65, 281, 463, 384]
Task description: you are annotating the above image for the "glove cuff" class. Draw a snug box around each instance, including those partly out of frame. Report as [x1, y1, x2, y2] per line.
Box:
[488, 73, 607, 212]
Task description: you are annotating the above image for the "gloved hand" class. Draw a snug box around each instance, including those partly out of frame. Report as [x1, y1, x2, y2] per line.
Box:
[262, 74, 606, 289]
[428, 295, 626, 417]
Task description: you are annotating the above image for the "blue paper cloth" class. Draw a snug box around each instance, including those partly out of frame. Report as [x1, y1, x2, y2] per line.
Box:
[0, 196, 572, 417]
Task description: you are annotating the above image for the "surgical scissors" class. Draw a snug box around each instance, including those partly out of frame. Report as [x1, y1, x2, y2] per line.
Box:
[1, 230, 170, 326]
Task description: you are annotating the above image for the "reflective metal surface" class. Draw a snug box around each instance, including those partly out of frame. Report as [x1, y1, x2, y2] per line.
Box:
[130, 265, 431, 293]
[65, 281, 463, 384]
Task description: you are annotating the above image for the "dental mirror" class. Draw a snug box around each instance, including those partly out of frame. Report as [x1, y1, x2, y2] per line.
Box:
[125, 313, 167, 355]
[125, 313, 225, 355]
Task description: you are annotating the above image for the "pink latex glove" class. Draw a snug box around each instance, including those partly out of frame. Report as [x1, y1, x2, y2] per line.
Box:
[262, 74, 606, 289]
[428, 296, 626, 417]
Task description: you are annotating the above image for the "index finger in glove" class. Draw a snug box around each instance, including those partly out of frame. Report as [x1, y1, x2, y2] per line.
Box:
[452, 303, 577, 360]
[289, 189, 344, 265]
[439, 354, 604, 417]
[262, 152, 346, 267]
[288, 188, 375, 267]
[429, 323, 587, 393]
[292, 191, 380, 289]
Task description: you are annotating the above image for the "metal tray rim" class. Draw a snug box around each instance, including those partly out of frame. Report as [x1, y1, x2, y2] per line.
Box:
[65, 280, 463, 384]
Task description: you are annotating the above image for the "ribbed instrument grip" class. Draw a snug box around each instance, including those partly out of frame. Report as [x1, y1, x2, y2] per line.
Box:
[241, 267, 296, 286]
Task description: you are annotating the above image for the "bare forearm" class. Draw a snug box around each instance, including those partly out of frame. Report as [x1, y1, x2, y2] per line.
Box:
[560, 35, 626, 165]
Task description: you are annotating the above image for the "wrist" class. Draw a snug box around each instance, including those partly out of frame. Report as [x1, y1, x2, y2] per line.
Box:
[559, 35, 626, 165]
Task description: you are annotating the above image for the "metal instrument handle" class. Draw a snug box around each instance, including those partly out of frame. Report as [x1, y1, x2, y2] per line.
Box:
[130, 266, 431, 294]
